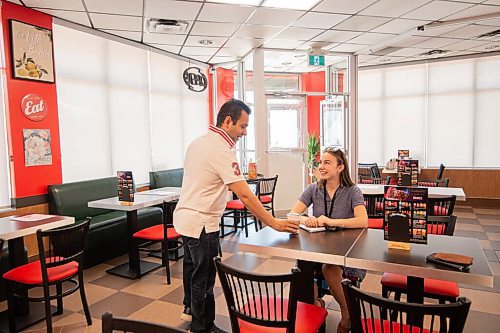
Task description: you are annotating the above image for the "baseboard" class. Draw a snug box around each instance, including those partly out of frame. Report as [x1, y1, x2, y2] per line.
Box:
[459, 198, 500, 208]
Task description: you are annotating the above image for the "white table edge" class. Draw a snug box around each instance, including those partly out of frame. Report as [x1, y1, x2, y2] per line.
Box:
[2, 216, 75, 241]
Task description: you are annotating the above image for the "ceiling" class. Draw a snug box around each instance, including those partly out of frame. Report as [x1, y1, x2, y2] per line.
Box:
[8, 0, 500, 71]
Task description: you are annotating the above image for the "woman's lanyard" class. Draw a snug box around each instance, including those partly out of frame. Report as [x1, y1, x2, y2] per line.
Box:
[323, 185, 338, 218]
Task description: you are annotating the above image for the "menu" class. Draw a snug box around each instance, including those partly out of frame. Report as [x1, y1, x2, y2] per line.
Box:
[397, 159, 418, 186]
[383, 186, 428, 244]
[117, 171, 134, 203]
[398, 149, 409, 159]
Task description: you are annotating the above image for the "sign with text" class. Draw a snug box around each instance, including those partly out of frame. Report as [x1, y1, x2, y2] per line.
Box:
[397, 159, 418, 186]
[117, 171, 135, 203]
[183, 67, 207, 92]
[383, 186, 428, 244]
[21, 93, 47, 121]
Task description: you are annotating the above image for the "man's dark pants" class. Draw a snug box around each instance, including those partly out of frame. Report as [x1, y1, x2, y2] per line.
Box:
[182, 229, 220, 332]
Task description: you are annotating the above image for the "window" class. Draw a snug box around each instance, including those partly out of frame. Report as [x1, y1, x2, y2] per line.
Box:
[0, 67, 11, 209]
[267, 96, 305, 150]
[358, 54, 500, 169]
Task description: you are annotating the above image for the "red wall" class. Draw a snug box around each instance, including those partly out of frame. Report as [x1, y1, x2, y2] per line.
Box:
[208, 67, 234, 123]
[301, 71, 325, 135]
[1, 2, 62, 198]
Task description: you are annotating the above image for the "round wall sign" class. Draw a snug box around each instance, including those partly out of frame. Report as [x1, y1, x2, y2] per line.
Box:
[21, 93, 47, 121]
[183, 67, 207, 92]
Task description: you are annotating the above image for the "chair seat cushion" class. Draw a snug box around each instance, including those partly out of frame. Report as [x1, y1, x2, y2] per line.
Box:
[133, 225, 181, 241]
[226, 200, 245, 210]
[433, 206, 449, 216]
[368, 218, 384, 229]
[238, 299, 327, 333]
[260, 195, 272, 204]
[427, 224, 445, 235]
[381, 273, 459, 298]
[3, 259, 79, 285]
[362, 318, 436, 333]
[375, 202, 384, 211]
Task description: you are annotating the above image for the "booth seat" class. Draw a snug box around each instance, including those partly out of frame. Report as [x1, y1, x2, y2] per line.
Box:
[149, 168, 184, 189]
[48, 177, 162, 268]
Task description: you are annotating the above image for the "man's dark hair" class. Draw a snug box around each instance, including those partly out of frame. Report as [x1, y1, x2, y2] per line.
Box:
[216, 99, 251, 127]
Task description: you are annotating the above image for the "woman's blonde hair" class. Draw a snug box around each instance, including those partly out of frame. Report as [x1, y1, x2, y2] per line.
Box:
[318, 147, 355, 188]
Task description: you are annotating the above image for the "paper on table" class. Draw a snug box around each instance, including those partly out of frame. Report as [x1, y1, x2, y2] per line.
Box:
[299, 224, 326, 233]
[11, 214, 55, 222]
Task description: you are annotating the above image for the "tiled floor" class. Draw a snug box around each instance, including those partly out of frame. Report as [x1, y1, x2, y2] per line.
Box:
[14, 204, 500, 332]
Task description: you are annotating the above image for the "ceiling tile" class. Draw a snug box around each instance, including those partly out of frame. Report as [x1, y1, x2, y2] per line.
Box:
[414, 23, 468, 37]
[444, 39, 491, 51]
[181, 46, 219, 56]
[348, 32, 398, 45]
[263, 39, 304, 49]
[273, 27, 323, 40]
[446, 0, 485, 3]
[293, 12, 350, 29]
[311, 30, 362, 43]
[329, 43, 368, 52]
[234, 24, 284, 39]
[360, 0, 432, 18]
[247, 7, 304, 26]
[411, 37, 461, 49]
[149, 44, 181, 53]
[24, 0, 84, 10]
[198, 3, 255, 23]
[145, 0, 202, 21]
[297, 41, 332, 50]
[186, 55, 212, 62]
[207, 0, 260, 4]
[101, 29, 142, 42]
[371, 18, 429, 34]
[313, 0, 377, 15]
[441, 24, 500, 39]
[390, 35, 430, 47]
[402, 1, 474, 20]
[90, 13, 142, 30]
[225, 37, 264, 49]
[332, 15, 392, 32]
[191, 21, 241, 36]
[483, 0, 500, 4]
[216, 47, 249, 57]
[85, 0, 143, 16]
[211, 56, 238, 64]
[184, 35, 229, 47]
[443, 4, 500, 20]
[469, 42, 500, 52]
[36, 8, 91, 27]
[143, 32, 186, 44]
[478, 17, 500, 27]
[386, 47, 431, 57]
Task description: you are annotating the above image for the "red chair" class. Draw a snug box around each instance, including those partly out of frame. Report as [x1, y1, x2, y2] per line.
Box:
[221, 179, 260, 238]
[381, 216, 459, 307]
[3, 220, 92, 333]
[418, 178, 449, 187]
[215, 257, 327, 333]
[427, 195, 456, 216]
[363, 194, 384, 229]
[132, 201, 182, 284]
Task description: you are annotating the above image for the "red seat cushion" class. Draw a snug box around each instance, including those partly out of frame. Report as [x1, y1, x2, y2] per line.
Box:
[3, 259, 79, 285]
[226, 199, 245, 210]
[427, 224, 445, 235]
[368, 218, 384, 229]
[362, 318, 437, 333]
[381, 273, 459, 298]
[418, 182, 436, 187]
[375, 202, 384, 211]
[260, 195, 272, 204]
[433, 206, 449, 216]
[237, 297, 327, 333]
[133, 225, 181, 241]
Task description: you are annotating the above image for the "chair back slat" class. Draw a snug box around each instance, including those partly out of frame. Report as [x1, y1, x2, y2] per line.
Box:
[342, 280, 471, 333]
[215, 257, 298, 332]
[437, 164, 446, 180]
[427, 215, 457, 236]
[258, 176, 278, 196]
[363, 193, 384, 218]
[427, 195, 456, 217]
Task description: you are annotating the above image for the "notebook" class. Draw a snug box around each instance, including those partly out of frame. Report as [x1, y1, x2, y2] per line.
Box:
[426, 252, 473, 271]
[299, 224, 326, 233]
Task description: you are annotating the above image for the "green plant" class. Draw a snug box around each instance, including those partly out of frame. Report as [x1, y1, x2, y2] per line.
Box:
[307, 133, 320, 182]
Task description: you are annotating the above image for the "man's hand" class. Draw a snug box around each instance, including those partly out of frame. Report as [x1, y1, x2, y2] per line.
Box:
[271, 218, 300, 233]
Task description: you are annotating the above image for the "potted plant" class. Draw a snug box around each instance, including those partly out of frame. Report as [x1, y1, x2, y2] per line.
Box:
[307, 132, 320, 183]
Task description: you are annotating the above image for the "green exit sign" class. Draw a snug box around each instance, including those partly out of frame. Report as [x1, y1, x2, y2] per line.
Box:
[309, 55, 324, 66]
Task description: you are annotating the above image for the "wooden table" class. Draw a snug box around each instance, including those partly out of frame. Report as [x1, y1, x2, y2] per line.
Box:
[358, 184, 466, 201]
[88, 187, 180, 279]
[0, 214, 74, 332]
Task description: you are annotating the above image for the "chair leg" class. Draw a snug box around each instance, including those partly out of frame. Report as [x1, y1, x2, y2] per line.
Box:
[78, 271, 92, 326]
[244, 212, 248, 238]
[42, 283, 53, 333]
[254, 216, 259, 232]
[6, 281, 17, 333]
[55, 282, 63, 315]
[162, 239, 171, 285]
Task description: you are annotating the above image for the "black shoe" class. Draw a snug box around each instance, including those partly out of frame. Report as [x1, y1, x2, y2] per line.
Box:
[206, 325, 228, 333]
[180, 306, 192, 322]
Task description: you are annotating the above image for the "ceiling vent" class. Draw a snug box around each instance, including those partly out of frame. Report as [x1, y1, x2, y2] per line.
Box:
[476, 28, 500, 40]
[418, 49, 448, 57]
[144, 18, 189, 33]
[371, 46, 402, 56]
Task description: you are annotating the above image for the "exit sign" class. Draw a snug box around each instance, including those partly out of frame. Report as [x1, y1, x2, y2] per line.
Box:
[309, 55, 324, 66]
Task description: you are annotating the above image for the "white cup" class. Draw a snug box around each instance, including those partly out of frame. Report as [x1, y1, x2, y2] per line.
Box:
[287, 213, 302, 222]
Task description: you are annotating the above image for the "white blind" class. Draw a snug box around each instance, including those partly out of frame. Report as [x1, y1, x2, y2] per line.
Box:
[0, 70, 11, 208]
[54, 24, 208, 184]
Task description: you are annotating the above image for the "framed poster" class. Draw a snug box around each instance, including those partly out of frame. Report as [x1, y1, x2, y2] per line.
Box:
[10, 19, 55, 83]
[397, 159, 419, 186]
[23, 129, 52, 166]
[398, 149, 409, 159]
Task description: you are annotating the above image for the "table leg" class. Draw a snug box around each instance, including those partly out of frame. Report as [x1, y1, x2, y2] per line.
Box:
[296, 260, 315, 304]
[407, 276, 424, 326]
[106, 210, 161, 279]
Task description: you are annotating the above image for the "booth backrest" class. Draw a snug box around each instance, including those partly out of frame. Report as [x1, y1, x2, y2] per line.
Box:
[48, 177, 118, 220]
[149, 168, 184, 189]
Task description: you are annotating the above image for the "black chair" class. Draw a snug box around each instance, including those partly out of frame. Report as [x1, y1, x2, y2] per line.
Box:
[343, 279, 471, 333]
[4, 220, 92, 333]
[215, 257, 327, 333]
[258, 175, 278, 227]
[362, 193, 384, 229]
[221, 179, 260, 238]
[102, 312, 188, 332]
[437, 164, 446, 180]
[133, 201, 183, 284]
[358, 163, 376, 178]
[428, 195, 456, 216]
[358, 175, 391, 185]
[418, 178, 450, 187]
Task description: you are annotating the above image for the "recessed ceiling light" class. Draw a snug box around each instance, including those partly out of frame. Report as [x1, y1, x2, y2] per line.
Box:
[262, 0, 321, 10]
[207, 0, 261, 5]
[198, 39, 213, 45]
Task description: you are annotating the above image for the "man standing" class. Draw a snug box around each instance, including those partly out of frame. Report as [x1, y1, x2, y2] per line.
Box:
[173, 99, 299, 333]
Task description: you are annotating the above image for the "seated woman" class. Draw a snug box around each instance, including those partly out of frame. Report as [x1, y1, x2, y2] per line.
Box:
[290, 147, 368, 333]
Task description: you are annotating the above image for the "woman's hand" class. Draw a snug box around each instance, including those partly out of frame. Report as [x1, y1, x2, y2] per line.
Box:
[317, 215, 332, 227]
[304, 216, 320, 227]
